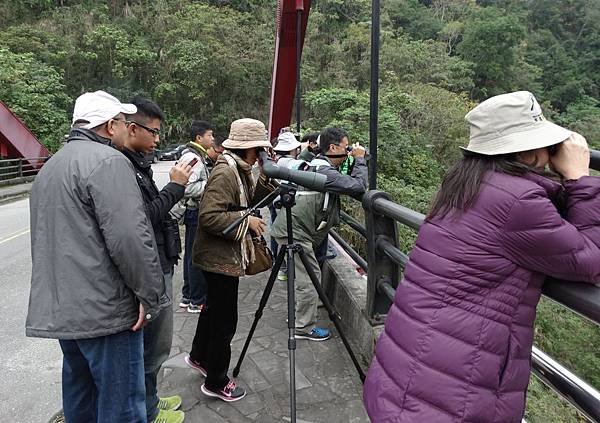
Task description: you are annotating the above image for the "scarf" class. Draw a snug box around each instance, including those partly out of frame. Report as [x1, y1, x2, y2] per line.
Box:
[222, 151, 256, 270]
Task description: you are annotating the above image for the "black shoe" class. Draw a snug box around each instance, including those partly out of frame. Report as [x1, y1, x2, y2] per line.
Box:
[201, 381, 246, 402]
[294, 327, 331, 341]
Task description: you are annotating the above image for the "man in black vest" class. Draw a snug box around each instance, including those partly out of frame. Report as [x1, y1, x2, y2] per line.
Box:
[122, 97, 192, 423]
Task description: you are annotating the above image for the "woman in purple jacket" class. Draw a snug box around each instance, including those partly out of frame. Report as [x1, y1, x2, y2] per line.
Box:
[363, 91, 600, 422]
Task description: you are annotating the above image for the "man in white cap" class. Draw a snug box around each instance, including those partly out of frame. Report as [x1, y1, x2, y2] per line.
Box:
[268, 130, 305, 263]
[273, 130, 302, 167]
[26, 90, 170, 422]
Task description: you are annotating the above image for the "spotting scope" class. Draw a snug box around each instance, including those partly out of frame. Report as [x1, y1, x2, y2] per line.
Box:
[258, 150, 326, 192]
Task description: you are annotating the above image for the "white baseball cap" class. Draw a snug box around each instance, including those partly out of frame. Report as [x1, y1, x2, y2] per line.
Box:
[274, 131, 301, 152]
[462, 91, 572, 155]
[72, 90, 137, 130]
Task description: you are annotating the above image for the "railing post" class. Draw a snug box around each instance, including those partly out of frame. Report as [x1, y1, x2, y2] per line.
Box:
[17, 158, 23, 178]
[363, 190, 400, 321]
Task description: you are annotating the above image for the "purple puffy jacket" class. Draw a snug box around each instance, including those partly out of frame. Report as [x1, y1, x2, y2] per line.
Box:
[363, 171, 600, 422]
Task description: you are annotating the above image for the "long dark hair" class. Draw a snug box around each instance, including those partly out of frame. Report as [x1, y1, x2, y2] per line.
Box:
[427, 151, 538, 220]
[227, 148, 249, 159]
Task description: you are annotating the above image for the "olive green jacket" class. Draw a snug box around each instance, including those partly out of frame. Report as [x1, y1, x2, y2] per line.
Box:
[271, 156, 367, 246]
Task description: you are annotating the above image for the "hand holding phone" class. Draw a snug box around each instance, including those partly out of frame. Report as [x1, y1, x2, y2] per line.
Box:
[170, 160, 194, 185]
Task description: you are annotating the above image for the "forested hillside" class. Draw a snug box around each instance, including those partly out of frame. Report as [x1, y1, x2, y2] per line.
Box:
[1, 1, 598, 421]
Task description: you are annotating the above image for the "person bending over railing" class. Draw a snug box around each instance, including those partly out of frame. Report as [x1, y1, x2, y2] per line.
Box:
[363, 91, 600, 423]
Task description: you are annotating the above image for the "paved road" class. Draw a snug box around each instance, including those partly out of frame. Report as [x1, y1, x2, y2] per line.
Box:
[0, 198, 63, 422]
[0, 161, 174, 422]
[152, 159, 175, 189]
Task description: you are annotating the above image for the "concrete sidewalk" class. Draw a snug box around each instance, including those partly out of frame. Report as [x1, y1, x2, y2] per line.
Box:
[162, 265, 369, 422]
[0, 182, 32, 204]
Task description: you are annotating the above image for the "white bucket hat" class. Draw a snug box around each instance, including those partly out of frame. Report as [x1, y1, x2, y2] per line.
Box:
[222, 118, 272, 149]
[72, 90, 137, 130]
[274, 131, 301, 152]
[462, 91, 572, 155]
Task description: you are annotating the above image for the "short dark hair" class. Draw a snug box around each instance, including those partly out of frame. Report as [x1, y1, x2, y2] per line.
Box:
[302, 132, 319, 144]
[213, 135, 225, 149]
[319, 127, 348, 152]
[128, 96, 164, 122]
[190, 121, 213, 140]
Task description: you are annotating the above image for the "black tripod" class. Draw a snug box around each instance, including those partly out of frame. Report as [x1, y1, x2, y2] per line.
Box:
[224, 182, 365, 423]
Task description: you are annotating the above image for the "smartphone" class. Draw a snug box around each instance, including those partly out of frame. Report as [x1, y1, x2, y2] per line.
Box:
[188, 157, 198, 167]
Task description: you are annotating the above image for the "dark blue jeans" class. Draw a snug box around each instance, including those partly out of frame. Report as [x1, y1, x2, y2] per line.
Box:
[59, 330, 146, 423]
[182, 208, 207, 305]
[144, 271, 173, 421]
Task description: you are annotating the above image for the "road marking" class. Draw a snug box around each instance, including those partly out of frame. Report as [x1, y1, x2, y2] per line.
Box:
[0, 228, 30, 245]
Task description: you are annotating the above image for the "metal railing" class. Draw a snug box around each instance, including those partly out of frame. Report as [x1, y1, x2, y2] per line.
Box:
[330, 151, 600, 422]
[0, 157, 49, 182]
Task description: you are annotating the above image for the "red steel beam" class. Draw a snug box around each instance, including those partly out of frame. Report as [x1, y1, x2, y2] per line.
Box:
[0, 101, 51, 165]
[268, 0, 311, 141]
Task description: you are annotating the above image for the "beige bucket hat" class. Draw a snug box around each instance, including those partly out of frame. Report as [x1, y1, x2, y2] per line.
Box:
[222, 118, 272, 149]
[462, 91, 572, 155]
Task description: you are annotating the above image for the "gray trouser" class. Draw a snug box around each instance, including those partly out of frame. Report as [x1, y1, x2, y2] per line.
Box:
[144, 271, 174, 421]
[276, 238, 319, 329]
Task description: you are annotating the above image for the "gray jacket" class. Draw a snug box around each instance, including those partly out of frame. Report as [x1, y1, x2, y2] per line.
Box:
[271, 156, 367, 246]
[170, 145, 211, 219]
[26, 129, 170, 340]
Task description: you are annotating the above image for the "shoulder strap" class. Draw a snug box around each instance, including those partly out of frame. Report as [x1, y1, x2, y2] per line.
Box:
[222, 153, 249, 207]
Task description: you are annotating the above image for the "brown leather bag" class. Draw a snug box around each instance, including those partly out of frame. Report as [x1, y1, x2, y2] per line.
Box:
[245, 235, 273, 275]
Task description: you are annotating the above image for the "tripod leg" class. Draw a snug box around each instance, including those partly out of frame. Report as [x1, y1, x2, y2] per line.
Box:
[232, 247, 287, 377]
[285, 242, 298, 423]
[297, 247, 366, 382]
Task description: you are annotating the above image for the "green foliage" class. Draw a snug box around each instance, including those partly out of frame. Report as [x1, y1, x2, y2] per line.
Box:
[0, 0, 55, 29]
[0, 48, 70, 152]
[384, 0, 443, 40]
[316, 0, 371, 27]
[153, 3, 273, 137]
[457, 6, 528, 98]
[557, 96, 600, 149]
[381, 36, 474, 92]
[81, 24, 156, 84]
[534, 298, 600, 387]
[525, 377, 587, 422]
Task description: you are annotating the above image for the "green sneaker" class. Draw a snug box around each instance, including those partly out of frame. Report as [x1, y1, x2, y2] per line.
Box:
[157, 395, 182, 411]
[152, 409, 185, 423]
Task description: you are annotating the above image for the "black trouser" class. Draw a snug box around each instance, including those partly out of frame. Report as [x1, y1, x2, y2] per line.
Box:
[190, 270, 239, 391]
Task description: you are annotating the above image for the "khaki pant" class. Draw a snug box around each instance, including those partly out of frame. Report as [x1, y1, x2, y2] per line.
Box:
[276, 238, 320, 329]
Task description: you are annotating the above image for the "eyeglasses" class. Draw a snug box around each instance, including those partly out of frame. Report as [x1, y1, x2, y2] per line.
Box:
[126, 120, 161, 137]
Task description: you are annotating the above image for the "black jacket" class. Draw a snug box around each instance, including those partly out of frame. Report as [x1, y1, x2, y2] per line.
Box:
[122, 148, 185, 273]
